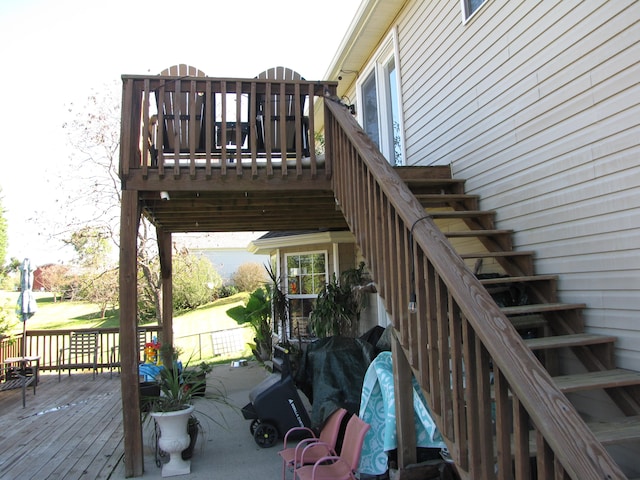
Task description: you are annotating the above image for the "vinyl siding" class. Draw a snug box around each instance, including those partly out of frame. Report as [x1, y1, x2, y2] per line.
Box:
[395, 0, 640, 370]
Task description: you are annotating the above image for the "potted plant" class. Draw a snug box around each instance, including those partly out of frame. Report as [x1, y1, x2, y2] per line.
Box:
[182, 361, 213, 397]
[145, 358, 231, 476]
[309, 262, 371, 338]
[148, 366, 198, 477]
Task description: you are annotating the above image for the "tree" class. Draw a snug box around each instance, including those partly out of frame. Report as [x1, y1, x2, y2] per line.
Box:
[226, 287, 272, 362]
[38, 264, 72, 302]
[66, 226, 119, 317]
[172, 248, 222, 313]
[231, 262, 268, 292]
[57, 86, 164, 324]
[0, 189, 7, 274]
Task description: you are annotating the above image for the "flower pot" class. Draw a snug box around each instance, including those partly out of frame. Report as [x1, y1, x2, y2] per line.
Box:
[181, 416, 199, 460]
[139, 382, 160, 412]
[151, 405, 195, 477]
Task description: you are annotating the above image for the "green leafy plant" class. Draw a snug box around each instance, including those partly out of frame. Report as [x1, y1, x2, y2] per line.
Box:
[226, 287, 272, 362]
[309, 262, 370, 338]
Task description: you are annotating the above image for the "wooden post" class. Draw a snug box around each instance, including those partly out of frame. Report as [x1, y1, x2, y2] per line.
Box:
[119, 189, 143, 477]
[392, 328, 417, 471]
[158, 228, 173, 365]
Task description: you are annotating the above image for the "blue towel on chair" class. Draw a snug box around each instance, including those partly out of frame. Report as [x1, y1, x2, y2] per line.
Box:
[358, 351, 445, 475]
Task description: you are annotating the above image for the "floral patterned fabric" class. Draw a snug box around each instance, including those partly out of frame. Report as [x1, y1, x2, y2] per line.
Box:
[358, 352, 445, 475]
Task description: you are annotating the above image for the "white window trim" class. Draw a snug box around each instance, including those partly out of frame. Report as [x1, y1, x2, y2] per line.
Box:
[461, 0, 487, 24]
[356, 27, 405, 166]
[284, 250, 329, 300]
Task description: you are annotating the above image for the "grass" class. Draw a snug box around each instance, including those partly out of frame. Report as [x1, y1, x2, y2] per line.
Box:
[0, 291, 254, 359]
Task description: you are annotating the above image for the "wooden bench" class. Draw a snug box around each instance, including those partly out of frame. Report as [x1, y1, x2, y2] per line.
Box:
[58, 331, 100, 381]
[1, 356, 39, 408]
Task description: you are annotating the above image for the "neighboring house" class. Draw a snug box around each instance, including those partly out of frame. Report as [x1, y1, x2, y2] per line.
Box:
[174, 232, 269, 283]
[319, 0, 639, 474]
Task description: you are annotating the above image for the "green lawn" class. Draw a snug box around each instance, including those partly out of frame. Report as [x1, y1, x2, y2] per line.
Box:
[1, 290, 249, 335]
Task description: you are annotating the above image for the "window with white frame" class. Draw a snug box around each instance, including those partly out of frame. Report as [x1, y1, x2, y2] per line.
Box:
[285, 252, 328, 337]
[357, 31, 404, 166]
[462, 0, 486, 20]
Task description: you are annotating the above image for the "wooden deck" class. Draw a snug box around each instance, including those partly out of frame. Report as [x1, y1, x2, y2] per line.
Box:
[0, 372, 124, 479]
[0, 363, 286, 479]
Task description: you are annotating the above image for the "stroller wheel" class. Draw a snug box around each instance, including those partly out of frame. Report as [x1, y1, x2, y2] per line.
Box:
[249, 419, 260, 435]
[253, 422, 278, 448]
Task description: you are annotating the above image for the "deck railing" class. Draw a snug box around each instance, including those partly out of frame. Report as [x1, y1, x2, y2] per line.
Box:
[0, 326, 252, 372]
[120, 74, 337, 180]
[324, 99, 625, 479]
[0, 327, 161, 372]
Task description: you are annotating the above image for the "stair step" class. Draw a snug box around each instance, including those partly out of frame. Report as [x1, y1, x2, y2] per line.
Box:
[510, 314, 548, 330]
[524, 333, 617, 351]
[553, 369, 640, 393]
[501, 302, 586, 316]
[413, 193, 478, 208]
[428, 210, 496, 219]
[519, 416, 640, 458]
[461, 251, 535, 259]
[587, 415, 640, 446]
[444, 229, 513, 238]
[478, 274, 558, 286]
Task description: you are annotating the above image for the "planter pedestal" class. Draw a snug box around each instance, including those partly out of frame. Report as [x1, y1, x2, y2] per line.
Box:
[151, 405, 195, 477]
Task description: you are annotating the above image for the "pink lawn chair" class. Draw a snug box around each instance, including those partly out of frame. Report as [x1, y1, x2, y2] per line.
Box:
[294, 414, 370, 480]
[278, 407, 348, 480]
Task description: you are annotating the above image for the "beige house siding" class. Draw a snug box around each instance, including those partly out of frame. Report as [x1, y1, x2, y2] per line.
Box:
[388, 0, 640, 371]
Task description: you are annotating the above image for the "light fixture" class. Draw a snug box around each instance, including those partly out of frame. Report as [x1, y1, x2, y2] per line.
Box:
[408, 216, 432, 314]
[160, 191, 170, 201]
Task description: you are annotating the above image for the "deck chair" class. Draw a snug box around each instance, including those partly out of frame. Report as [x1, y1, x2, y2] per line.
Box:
[294, 414, 370, 480]
[154, 64, 209, 160]
[109, 329, 147, 378]
[279, 407, 348, 480]
[255, 67, 310, 157]
[58, 331, 100, 381]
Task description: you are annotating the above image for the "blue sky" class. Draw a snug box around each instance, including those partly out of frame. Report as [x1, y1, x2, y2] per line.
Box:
[0, 0, 361, 266]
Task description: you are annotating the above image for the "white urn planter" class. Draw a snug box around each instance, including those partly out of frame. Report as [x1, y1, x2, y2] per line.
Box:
[151, 404, 195, 477]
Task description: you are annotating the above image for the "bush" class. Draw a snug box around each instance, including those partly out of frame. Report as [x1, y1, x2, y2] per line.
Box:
[173, 250, 222, 312]
[231, 262, 268, 293]
[216, 285, 238, 299]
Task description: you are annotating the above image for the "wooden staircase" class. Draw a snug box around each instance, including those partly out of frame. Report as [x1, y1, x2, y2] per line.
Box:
[396, 166, 640, 477]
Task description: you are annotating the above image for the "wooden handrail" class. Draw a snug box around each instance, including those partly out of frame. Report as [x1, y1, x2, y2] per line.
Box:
[324, 98, 625, 480]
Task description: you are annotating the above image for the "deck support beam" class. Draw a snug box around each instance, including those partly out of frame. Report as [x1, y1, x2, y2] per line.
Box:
[158, 228, 173, 365]
[119, 189, 144, 477]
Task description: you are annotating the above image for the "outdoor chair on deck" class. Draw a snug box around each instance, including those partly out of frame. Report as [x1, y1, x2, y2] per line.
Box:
[152, 64, 209, 164]
[109, 329, 147, 378]
[294, 414, 370, 480]
[58, 331, 99, 381]
[255, 67, 310, 158]
[279, 407, 348, 480]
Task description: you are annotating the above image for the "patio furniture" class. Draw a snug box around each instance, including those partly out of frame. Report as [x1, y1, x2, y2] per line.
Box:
[58, 331, 100, 381]
[279, 407, 348, 480]
[154, 64, 209, 161]
[1, 355, 39, 408]
[109, 328, 147, 378]
[255, 67, 310, 157]
[293, 414, 370, 480]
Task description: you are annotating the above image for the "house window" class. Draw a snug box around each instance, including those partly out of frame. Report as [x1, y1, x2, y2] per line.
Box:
[357, 32, 404, 166]
[285, 252, 328, 337]
[462, 0, 486, 20]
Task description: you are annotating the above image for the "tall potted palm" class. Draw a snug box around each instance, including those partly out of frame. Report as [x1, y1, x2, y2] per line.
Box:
[148, 367, 197, 477]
